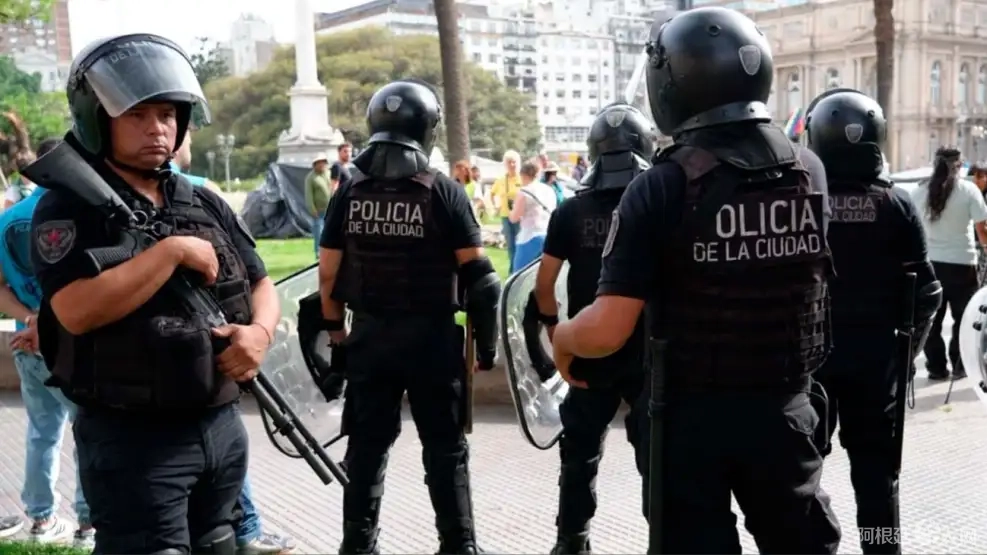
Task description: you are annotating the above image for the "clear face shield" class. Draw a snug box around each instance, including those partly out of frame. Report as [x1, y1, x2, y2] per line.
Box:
[959, 286, 987, 407]
[84, 38, 211, 122]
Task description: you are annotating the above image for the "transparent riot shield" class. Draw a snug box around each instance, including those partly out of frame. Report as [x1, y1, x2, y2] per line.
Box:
[959, 285, 987, 407]
[259, 263, 346, 456]
[499, 257, 570, 450]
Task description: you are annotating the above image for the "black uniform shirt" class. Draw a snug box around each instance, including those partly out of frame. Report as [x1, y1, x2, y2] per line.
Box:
[32, 174, 267, 300]
[320, 172, 483, 251]
[598, 146, 830, 301]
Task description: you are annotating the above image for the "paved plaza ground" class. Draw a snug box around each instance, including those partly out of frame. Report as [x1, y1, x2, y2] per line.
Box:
[1, 338, 986, 553]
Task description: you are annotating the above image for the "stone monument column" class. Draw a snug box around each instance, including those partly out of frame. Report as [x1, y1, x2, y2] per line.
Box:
[277, 0, 345, 164]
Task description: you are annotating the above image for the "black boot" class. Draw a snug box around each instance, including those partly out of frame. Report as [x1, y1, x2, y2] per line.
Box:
[424, 446, 480, 555]
[549, 532, 591, 555]
[339, 521, 380, 555]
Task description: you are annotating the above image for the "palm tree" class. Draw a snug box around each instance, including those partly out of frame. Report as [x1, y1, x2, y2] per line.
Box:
[873, 0, 894, 140]
[434, 0, 470, 170]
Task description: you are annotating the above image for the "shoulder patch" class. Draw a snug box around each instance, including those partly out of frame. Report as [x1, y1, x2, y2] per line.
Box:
[34, 220, 76, 264]
[602, 208, 619, 258]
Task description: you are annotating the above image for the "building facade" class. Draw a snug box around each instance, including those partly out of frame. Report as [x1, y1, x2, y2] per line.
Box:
[748, 0, 987, 170]
[225, 14, 278, 77]
[2, 0, 72, 92]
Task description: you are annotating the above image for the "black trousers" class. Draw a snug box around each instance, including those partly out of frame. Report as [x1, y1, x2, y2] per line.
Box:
[633, 389, 842, 554]
[816, 336, 901, 555]
[924, 261, 978, 375]
[340, 313, 474, 553]
[75, 403, 248, 554]
[556, 368, 646, 538]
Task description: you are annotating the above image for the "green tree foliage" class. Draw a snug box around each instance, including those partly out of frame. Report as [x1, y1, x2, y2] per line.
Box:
[0, 0, 52, 23]
[0, 55, 69, 148]
[191, 28, 541, 179]
[190, 37, 230, 86]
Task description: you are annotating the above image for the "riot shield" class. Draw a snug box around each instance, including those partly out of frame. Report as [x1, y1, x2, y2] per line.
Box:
[959, 285, 987, 407]
[499, 257, 571, 450]
[259, 263, 345, 456]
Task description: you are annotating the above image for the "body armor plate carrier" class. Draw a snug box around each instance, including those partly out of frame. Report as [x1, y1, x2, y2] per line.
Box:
[333, 171, 458, 315]
[49, 176, 251, 411]
[661, 146, 834, 391]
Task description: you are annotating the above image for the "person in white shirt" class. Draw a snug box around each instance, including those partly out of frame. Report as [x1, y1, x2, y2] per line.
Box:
[909, 146, 987, 379]
[509, 161, 570, 272]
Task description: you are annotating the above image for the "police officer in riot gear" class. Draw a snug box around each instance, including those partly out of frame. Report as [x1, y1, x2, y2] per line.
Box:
[805, 88, 942, 555]
[552, 7, 842, 552]
[533, 102, 654, 554]
[29, 34, 281, 554]
[318, 80, 497, 555]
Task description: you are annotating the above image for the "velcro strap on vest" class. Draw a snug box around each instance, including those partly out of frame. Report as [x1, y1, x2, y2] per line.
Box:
[668, 146, 720, 182]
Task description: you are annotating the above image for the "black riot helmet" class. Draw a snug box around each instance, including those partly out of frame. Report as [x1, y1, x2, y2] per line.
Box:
[365, 80, 442, 154]
[805, 89, 887, 180]
[587, 102, 657, 162]
[67, 34, 210, 158]
[645, 7, 773, 137]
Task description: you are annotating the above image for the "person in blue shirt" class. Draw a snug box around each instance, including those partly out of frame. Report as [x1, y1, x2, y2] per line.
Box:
[0, 138, 92, 547]
[172, 129, 296, 555]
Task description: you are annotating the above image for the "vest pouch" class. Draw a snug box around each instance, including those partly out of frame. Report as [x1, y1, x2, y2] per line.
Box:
[212, 279, 252, 325]
[147, 315, 217, 408]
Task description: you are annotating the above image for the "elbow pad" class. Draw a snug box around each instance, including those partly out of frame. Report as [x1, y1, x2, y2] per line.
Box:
[460, 257, 501, 367]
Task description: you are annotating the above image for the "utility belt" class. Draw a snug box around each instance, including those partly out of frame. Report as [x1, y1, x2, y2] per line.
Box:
[55, 279, 252, 412]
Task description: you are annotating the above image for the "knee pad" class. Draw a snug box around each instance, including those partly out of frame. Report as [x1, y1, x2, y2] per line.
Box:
[149, 550, 184, 555]
[193, 525, 236, 555]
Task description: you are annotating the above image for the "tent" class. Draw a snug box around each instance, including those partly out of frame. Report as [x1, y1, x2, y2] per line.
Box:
[241, 162, 314, 239]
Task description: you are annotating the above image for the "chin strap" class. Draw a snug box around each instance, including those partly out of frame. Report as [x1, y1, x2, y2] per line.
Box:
[105, 155, 175, 180]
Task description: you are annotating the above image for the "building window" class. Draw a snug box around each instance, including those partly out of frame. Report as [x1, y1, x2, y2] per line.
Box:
[556, 106, 565, 115]
[573, 90, 582, 99]
[866, 66, 878, 99]
[928, 133, 939, 161]
[930, 61, 942, 105]
[959, 63, 970, 106]
[787, 71, 801, 114]
[978, 65, 987, 104]
[472, 53, 482, 63]
[825, 68, 841, 90]
[556, 90, 565, 98]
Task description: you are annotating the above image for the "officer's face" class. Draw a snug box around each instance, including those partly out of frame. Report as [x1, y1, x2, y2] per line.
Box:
[110, 102, 178, 170]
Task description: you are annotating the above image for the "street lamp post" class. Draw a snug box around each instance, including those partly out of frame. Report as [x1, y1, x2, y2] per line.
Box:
[205, 150, 216, 181]
[216, 134, 236, 192]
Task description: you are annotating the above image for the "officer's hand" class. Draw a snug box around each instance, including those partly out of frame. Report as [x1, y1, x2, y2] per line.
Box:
[10, 328, 38, 353]
[212, 324, 270, 382]
[169, 236, 220, 285]
[328, 329, 348, 345]
[552, 336, 587, 389]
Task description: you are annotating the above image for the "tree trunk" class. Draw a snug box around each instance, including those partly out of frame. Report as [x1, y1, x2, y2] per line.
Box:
[434, 0, 470, 171]
[873, 0, 895, 150]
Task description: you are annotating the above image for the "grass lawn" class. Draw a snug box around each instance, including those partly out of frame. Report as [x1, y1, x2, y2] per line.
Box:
[255, 239, 511, 325]
[0, 543, 89, 555]
[256, 238, 510, 282]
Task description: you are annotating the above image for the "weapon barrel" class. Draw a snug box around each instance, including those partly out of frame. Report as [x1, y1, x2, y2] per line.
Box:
[253, 372, 350, 486]
[647, 338, 667, 555]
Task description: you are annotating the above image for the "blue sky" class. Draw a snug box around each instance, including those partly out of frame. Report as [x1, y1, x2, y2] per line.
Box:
[68, 0, 366, 56]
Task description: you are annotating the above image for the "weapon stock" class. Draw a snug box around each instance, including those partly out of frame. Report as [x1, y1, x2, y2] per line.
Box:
[893, 272, 917, 474]
[25, 141, 349, 486]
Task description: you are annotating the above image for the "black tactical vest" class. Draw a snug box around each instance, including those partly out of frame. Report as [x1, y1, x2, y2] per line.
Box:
[333, 171, 458, 315]
[45, 176, 250, 411]
[826, 181, 898, 332]
[567, 190, 622, 316]
[660, 146, 834, 391]
[568, 188, 648, 386]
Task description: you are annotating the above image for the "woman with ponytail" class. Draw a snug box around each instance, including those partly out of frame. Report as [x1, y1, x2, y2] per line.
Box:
[910, 146, 987, 379]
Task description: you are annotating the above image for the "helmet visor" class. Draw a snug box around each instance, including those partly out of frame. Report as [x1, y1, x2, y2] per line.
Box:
[84, 38, 211, 123]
